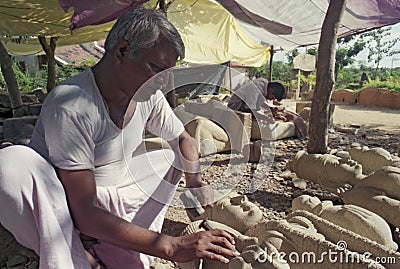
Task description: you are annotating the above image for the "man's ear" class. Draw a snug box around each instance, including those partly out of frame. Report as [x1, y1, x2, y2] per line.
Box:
[115, 40, 129, 63]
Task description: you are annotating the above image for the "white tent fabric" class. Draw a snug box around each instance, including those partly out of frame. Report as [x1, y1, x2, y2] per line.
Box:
[0, 0, 399, 63]
[217, 0, 400, 51]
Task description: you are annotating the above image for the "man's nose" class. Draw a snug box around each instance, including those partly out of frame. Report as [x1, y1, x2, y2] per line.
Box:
[155, 71, 171, 86]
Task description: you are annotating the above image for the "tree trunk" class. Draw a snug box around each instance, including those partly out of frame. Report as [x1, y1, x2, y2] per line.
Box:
[0, 41, 25, 117]
[307, 0, 347, 154]
[38, 36, 59, 92]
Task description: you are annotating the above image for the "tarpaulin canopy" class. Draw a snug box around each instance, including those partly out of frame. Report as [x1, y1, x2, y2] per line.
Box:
[57, 0, 400, 51]
[0, 0, 114, 54]
[1, 0, 399, 64]
[0, 0, 269, 66]
[216, 0, 400, 51]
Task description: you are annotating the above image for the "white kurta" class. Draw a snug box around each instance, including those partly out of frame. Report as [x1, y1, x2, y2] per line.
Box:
[0, 69, 184, 269]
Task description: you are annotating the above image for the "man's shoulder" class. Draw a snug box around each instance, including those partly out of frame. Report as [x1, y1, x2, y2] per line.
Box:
[42, 69, 102, 118]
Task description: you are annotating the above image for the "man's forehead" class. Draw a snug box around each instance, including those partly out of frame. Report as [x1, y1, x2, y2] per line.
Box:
[147, 38, 178, 65]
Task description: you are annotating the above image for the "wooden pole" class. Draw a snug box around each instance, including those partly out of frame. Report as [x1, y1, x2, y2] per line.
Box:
[307, 0, 347, 154]
[268, 45, 274, 82]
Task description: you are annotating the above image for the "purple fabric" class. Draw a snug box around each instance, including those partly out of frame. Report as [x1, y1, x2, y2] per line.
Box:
[58, 0, 149, 30]
[217, 0, 293, 35]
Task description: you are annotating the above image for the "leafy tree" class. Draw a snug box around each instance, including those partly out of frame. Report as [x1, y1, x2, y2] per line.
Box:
[362, 26, 400, 79]
[285, 48, 299, 65]
[247, 61, 291, 85]
[335, 35, 365, 79]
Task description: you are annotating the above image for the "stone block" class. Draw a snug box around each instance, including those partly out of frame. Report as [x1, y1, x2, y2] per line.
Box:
[24, 104, 42, 116]
[251, 120, 296, 140]
[21, 94, 38, 104]
[295, 101, 335, 128]
[3, 116, 38, 143]
[0, 92, 10, 108]
[182, 100, 252, 153]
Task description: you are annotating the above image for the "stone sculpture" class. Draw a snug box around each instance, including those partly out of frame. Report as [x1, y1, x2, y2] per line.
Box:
[286, 150, 364, 194]
[178, 211, 400, 269]
[292, 195, 397, 250]
[174, 109, 230, 156]
[193, 193, 263, 234]
[287, 151, 400, 227]
[342, 165, 400, 227]
[246, 211, 400, 269]
[349, 145, 400, 174]
[177, 220, 264, 269]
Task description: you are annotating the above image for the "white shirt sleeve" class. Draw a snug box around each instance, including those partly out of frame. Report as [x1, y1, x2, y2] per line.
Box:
[146, 91, 184, 141]
[44, 107, 95, 170]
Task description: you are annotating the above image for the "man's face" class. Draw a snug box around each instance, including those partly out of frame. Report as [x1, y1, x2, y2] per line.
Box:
[117, 36, 179, 100]
[265, 88, 276, 100]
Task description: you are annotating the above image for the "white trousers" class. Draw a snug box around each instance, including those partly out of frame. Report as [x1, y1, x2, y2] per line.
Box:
[0, 145, 181, 269]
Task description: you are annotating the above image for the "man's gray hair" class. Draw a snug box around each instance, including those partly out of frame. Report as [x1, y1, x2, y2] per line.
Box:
[105, 6, 185, 59]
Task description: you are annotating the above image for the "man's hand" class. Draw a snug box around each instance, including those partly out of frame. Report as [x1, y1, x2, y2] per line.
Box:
[167, 229, 240, 263]
[185, 177, 214, 208]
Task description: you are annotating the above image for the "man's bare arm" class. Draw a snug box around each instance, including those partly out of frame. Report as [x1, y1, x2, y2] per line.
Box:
[57, 168, 238, 263]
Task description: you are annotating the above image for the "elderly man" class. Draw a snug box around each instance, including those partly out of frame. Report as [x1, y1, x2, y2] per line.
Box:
[0, 7, 238, 269]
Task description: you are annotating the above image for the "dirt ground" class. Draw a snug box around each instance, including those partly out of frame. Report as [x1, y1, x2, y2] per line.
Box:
[283, 100, 400, 133]
[156, 101, 400, 268]
[1, 101, 399, 269]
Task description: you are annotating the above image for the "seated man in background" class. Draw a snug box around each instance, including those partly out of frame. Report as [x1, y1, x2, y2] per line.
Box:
[228, 78, 308, 138]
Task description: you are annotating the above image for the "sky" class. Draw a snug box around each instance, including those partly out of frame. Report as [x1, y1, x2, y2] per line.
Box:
[273, 23, 400, 68]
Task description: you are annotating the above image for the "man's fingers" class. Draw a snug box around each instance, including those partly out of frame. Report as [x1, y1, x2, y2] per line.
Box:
[209, 229, 236, 247]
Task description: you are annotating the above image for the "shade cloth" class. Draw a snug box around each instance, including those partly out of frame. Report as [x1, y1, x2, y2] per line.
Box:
[0, 0, 399, 63]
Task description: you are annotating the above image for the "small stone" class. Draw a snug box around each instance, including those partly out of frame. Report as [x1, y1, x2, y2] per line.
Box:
[350, 124, 361, 128]
[292, 178, 307, 190]
[336, 126, 358, 134]
[336, 151, 350, 159]
[351, 142, 361, 148]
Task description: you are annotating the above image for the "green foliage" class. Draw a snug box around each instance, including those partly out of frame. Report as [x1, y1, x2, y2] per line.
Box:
[0, 59, 97, 92]
[362, 76, 400, 92]
[362, 26, 400, 78]
[336, 66, 400, 91]
[248, 61, 291, 85]
[335, 35, 365, 77]
[7, 62, 47, 91]
[297, 73, 316, 87]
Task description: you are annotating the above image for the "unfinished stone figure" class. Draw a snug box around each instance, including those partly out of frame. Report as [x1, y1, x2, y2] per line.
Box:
[349, 145, 400, 174]
[246, 211, 394, 269]
[288, 211, 400, 268]
[342, 165, 400, 227]
[174, 109, 230, 156]
[292, 195, 397, 250]
[286, 150, 364, 194]
[178, 220, 276, 269]
[246, 211, 399, 269]
[193, 194, 263, 234]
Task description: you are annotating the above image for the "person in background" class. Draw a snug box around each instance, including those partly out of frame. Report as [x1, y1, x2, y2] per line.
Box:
[228, 78, 308, 138]
[0, 7, 239, 269]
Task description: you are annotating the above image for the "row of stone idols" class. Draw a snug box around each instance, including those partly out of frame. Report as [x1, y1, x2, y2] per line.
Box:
[178, 144, 400, 269]
[286, 144, 400, 227]
[178, 192, 399, 269]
